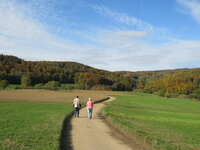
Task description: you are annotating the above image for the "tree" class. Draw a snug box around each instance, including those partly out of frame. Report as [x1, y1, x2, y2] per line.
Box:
[0, 80, 9, 89]
[21, 74, 32, 87]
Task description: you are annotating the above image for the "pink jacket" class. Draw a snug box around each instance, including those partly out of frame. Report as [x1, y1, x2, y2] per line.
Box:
[86, 100, 94, 109]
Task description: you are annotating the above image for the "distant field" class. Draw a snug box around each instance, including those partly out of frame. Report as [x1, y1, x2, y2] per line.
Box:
[0, 89, 123, 149]
[0, 89, 123, 103]
[104, 92, 200, 150]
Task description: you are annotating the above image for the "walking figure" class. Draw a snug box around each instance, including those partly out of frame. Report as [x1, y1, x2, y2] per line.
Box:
[73, 96, 81, 117]
[86, 98, 94, 119]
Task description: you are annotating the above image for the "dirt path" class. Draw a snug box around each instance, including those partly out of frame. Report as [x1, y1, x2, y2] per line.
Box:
[71, 97, 133, 150]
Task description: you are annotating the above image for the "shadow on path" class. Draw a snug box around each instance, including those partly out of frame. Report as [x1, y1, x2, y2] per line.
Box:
[59, 114, 73, 150]
[78, 115, 105, 119]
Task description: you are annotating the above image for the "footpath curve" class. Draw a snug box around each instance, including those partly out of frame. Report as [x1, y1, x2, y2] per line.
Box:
[71, 97, 132, 150]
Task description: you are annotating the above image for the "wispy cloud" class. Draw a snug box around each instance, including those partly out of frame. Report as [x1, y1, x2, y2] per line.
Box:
[89, 4, 171, 43]
[90, 5, 154, 31]
[0, 0, 200, 71]
[0, 0, 95, 61]
[177, 0, 200, 24]
[102, 30, 148, 48]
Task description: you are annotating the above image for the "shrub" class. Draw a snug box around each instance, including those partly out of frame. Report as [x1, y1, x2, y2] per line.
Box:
[165, 93, 178, 98]
[0, 80, 9, 89]
[133, 89, 143, 92]
[190, 89, 200, 100]
[158, 90, 165, 96]
[61, 84, 83, 90]
[74, 84, 84, 90]
[153, 92, 160, 96]
[178, 94, 189, 100]
[44, 81, 61, 89]
[91, 85, 112, 90]
[112, 82, 132, 91]
[143, 88, 153, 94]
[34, 83, 44, 89]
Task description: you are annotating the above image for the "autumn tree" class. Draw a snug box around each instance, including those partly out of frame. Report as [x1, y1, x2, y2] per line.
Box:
[21, 74, 32, 87]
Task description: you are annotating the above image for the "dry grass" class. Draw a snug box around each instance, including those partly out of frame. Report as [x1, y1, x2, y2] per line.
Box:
[0, 89, 126, 103]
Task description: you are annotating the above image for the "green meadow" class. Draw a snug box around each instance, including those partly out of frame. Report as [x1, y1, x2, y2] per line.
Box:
[4, 84, 22, 90]
[104, 92, 200, 150]
[0, 101, 72, 150]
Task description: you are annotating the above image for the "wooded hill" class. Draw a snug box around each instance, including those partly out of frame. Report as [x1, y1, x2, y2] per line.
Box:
[116, 69, 200, 100]
[0, 54, 200, 100]
[0, 54, 135, 91]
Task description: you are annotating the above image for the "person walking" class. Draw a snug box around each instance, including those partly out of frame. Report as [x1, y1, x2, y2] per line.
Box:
[86, 98, 94, 119]
[73, 96, 81, 117]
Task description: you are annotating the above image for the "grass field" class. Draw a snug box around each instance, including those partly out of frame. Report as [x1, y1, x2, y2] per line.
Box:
[0, 89, 121, 149]
[103, 92, 200, 150]
[0, 101, 72, 150]
[4, 84, 22, 90]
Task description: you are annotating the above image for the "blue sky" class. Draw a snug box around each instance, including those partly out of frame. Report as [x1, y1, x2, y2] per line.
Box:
[0, 0, 200, 71]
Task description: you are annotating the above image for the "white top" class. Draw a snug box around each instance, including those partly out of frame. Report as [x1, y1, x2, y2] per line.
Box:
[73, 98, 80, 108]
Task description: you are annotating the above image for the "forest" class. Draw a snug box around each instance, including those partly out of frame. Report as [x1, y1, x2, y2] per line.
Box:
[0, 54, 200, 100]
[0, 54, 135, 91]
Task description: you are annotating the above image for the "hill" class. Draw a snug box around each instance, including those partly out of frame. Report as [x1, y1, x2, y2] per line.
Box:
[0, 54, 200, 99]
[0, 54, 134, 91]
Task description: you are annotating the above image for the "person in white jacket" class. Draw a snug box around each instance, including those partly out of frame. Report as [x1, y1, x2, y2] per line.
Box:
[73, 96, 81, 117]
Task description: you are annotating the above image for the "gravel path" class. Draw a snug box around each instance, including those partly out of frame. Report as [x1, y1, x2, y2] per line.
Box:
[71, 97, 133, 150]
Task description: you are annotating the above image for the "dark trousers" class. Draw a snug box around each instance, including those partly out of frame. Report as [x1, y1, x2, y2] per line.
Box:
[74, 107, 80, 117]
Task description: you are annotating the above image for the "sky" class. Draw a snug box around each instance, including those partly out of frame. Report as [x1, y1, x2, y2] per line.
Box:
[0, 0, 200, 71]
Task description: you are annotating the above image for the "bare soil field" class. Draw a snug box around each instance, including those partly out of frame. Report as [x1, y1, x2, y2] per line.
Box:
[0, 89, 126, 103]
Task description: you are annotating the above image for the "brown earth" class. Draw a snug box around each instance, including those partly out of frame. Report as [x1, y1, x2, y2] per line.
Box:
[0, 89, 127, 103]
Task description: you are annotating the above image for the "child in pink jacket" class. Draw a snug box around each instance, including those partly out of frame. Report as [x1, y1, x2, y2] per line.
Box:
[86, 98, 94, 119]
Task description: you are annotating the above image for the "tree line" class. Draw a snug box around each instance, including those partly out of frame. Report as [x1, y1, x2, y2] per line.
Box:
[140, 70, 200, 100]
[0, 54, 135, 91]
[1, 54, 200, 100]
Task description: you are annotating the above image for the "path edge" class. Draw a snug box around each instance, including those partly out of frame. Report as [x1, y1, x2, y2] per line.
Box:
[101, 97, 155, 150]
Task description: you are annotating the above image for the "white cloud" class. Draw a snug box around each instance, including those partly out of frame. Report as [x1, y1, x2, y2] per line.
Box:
[0, 0, 84, 61]
[0, 0, 200, 71]
[102, 30, 148, 50]
[177, 0, 200, 23]
[90, 4, 171, 44]
[101, 39, 200, 71]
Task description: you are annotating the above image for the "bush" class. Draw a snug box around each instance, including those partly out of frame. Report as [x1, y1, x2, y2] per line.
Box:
[190, 89, 200, 100]
[178, 94, 189, 100]
[61, 84, 84, 90]
[112, 82, 132, 91]
[143, 88, 153, 94]
[34, 83, 44, 89]
[74, 84, 85, 90]
[0, 80, 9, 89]
[44, 81, 61, 89]
[91, 85, 112, 90]
[153, 92, 160, 96]
[5, 84, 22, 90]
[158, 90, 165, 96]
[165, 93, 178, 98]
[133, 89, 143, 92]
